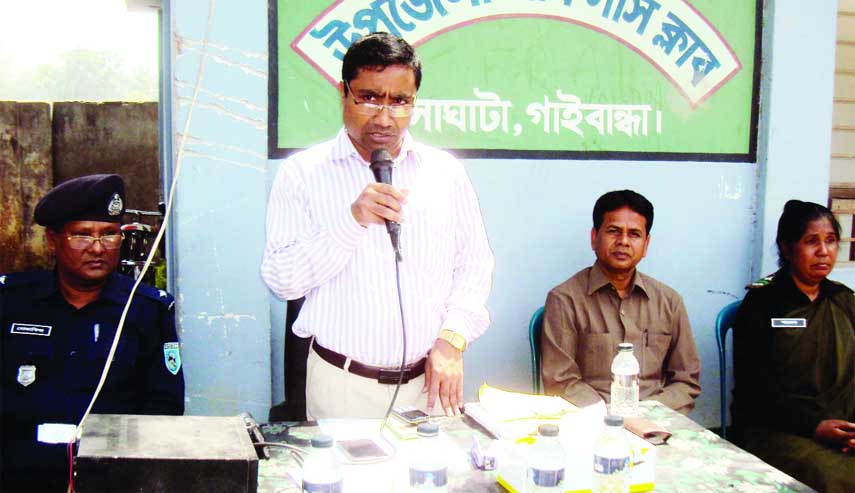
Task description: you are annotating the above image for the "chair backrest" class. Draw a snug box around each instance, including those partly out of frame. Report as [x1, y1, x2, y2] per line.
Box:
[269, 297, 308, 422]
[716, 300, 741, 439]
[529, 306, 545, 394]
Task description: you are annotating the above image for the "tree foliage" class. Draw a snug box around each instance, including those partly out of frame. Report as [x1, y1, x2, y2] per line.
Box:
[0, 49, 157, 102]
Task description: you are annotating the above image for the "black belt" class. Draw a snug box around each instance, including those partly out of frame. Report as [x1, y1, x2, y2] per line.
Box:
[312, 340, 426, 384]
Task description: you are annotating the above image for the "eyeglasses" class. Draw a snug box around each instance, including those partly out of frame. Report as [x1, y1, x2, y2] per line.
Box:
[344, 81, 415, 117]
[65, 233, 124, 250]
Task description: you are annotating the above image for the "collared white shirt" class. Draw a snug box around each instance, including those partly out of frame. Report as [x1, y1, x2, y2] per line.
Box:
[261, 129, 494, 366]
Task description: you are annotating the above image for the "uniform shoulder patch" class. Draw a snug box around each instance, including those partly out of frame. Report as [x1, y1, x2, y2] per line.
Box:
[163, 342, 182, 375]
[746, 273, 775, 290]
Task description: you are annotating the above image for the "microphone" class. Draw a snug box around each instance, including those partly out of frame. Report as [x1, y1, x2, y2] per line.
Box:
[370, 148, 402, 261]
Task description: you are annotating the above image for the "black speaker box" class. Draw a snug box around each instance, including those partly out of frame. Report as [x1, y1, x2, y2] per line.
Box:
[75, 414, 258, 492]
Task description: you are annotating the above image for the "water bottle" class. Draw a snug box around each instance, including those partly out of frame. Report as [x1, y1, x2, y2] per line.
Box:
[526, 424, 566, 492]
[592, 415, 631, 493]
[610, 342, 639, 417]
[409, 422, 448, 492]
[301, 434, 343, 493]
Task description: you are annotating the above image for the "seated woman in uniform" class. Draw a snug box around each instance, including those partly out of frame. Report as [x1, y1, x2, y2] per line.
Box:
[732, 199, 855, 493]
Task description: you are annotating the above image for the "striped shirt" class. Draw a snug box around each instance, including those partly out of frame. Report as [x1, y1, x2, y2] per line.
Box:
[261, 129, 494, 367]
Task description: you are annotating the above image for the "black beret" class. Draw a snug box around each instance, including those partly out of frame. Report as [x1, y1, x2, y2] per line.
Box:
[34, 174, 126, 227]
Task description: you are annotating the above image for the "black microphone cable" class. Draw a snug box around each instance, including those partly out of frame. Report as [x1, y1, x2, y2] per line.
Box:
[380, 250, 407, 431]
[368, 148, 411, 431]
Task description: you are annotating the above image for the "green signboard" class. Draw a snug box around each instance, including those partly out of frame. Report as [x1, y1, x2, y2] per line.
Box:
[269, 0, 760, 161]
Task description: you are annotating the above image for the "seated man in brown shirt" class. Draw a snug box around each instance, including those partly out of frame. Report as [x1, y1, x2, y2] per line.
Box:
[541, 190, 701, 414]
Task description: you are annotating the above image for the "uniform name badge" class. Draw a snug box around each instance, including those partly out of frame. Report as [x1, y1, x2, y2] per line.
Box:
[17, 365, 36, 387]
[771, 318, 807, 328]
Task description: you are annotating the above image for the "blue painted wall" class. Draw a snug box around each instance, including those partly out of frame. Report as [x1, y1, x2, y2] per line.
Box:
[170, 0, 846, 428]
[170, 0, 271, 420]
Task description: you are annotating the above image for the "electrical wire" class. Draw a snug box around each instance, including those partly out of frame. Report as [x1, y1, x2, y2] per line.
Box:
[253, 442, 308, 466]
[66, 441, 74, 493]
[65, 2, 216, 491]
[380, 249, 407, 432]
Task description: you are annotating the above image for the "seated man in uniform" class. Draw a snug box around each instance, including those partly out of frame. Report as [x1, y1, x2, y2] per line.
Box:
[1, 174, 185, 492]
[541, 190, 701, 414]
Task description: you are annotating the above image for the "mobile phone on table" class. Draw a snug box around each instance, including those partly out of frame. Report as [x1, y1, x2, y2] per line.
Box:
[392, 405, 430, 425]
[336, 438, 392, 463]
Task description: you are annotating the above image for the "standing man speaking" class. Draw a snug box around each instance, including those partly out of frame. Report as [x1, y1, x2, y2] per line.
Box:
[261, 33, 494, 419]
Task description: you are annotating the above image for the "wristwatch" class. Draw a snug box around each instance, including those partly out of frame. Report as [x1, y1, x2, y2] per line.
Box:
[438, 328, 467, 352]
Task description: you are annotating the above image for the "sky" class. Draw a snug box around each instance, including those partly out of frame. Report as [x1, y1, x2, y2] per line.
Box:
[0, 0, 159, 75]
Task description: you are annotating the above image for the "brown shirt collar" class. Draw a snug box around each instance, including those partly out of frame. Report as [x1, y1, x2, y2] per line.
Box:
[587, 260, 650, 299]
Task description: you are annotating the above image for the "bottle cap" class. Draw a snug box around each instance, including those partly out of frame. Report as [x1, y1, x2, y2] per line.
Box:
[310, 434, 334, 448]
[604, 415, 624, 427]
[618, 342, 634, 352]
[417, 422, 439, 437]
[537, 424, 559, 437]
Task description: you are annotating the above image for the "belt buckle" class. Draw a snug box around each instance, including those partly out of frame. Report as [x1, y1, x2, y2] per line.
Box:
[378, 368, 407, 385]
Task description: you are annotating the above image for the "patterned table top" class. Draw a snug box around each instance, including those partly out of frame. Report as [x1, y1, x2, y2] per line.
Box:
[257, 401, 815, 492]
[638, 402, 815, 493]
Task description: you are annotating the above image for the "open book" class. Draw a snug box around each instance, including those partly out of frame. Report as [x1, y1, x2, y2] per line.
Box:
[463, 384, 578, 440]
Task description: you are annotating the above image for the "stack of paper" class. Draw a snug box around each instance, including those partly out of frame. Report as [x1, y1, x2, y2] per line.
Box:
[463, 384, 579, 440]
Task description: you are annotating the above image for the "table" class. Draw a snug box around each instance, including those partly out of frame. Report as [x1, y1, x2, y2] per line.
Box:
[257, 401, 816, 492]
[634, 403, 815, 492]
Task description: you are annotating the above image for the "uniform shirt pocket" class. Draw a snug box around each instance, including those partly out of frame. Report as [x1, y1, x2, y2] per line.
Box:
[65, 335, 139, 392]
[643, 333, 673, 377]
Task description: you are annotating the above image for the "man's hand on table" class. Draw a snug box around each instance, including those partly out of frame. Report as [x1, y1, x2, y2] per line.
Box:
[424, 339, 463, 417]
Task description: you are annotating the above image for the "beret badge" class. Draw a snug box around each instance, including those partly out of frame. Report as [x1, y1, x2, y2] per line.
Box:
[107, 193, 123, 217]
